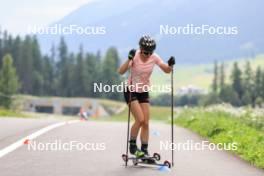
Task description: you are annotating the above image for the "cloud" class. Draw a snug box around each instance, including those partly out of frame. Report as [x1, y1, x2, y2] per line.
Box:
[0, 0, 95, 35]
[240, 42, 255, 51]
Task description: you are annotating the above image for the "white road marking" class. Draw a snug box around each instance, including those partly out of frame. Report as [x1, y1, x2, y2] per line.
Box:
[0, 120, 81, 158]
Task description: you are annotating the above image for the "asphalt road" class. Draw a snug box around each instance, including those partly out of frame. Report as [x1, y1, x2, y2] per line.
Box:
[0, 118, 263, 176]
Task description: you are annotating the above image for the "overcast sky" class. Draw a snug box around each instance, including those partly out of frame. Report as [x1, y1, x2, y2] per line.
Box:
[0, 0, 95, 35]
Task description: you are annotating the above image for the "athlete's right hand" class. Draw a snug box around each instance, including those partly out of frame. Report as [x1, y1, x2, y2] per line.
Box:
[128, 49, 136, 60]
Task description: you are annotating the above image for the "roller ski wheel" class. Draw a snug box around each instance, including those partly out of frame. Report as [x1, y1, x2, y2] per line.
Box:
[153, 153, 161, 161]
[132, 158, 138, 166]
[163, 160, 171, 168]
[122, 154, 128, 162]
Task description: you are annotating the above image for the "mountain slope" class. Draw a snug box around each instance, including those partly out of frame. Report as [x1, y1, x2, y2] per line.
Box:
[37, 0, 264, 64]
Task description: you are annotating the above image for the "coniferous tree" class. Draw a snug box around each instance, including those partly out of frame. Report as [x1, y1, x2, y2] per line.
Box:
[0, 54, 20, 108]
[231, 62, 243, 103]
[31, 37, 44, 95]
[85, 53, 99, 97]
[219, 85, 240, 106]
[242, 61, 254, 105]
[20, 36, 34, 94]
[254, 67, 262, 103]
[57, 37, 70, 96]
[42, 55, 55, 95]
[2, 31, 11, 55]
[12, 36, 22, 73]
[101, 47, 121, 100]
[219, 62, 225, 91]
[71, 45, 89, 97]
[212, 60, 218, 93]
[261, 71, 264, 100]
[0, 30, 3, 68]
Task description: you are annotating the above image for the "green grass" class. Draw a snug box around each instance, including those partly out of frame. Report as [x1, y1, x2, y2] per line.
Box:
[174, 108, 264, 169]
[0, 108, 28, 118]
[97, 98, 125, 115]
[97, 99, 124, 108]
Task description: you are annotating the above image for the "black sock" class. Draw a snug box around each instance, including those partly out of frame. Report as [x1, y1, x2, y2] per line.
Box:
[141, 143, 148, 153]
[129, 138, 137, 154]
[129, 139, 136, 145]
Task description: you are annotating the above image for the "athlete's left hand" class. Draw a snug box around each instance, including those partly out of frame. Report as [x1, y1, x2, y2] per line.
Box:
[167, 56, 175, 66]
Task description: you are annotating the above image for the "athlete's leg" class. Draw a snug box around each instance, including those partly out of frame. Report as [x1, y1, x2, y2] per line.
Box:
[129, 100, 145, 156]
[140, 102, 150, 155]
[130, 100, 144, 139]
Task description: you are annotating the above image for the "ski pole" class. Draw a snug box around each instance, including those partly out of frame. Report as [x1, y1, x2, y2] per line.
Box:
[125, 61, 133, 166]
[171, 65, 174, 167]
[125, 97, 131, 166]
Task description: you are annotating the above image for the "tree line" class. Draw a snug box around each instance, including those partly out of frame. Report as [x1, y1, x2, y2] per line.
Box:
[0, 30, 122, 108]
[1, 30, 264, 108]
[152, 60, 264, 107]
[210, 60, 264, 107]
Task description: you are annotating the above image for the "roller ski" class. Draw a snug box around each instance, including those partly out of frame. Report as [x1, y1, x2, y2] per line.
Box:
[122, 152, 171, 168]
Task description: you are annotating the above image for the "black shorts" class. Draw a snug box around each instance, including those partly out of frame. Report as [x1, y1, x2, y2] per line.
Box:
[124, 90, 149, 104]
